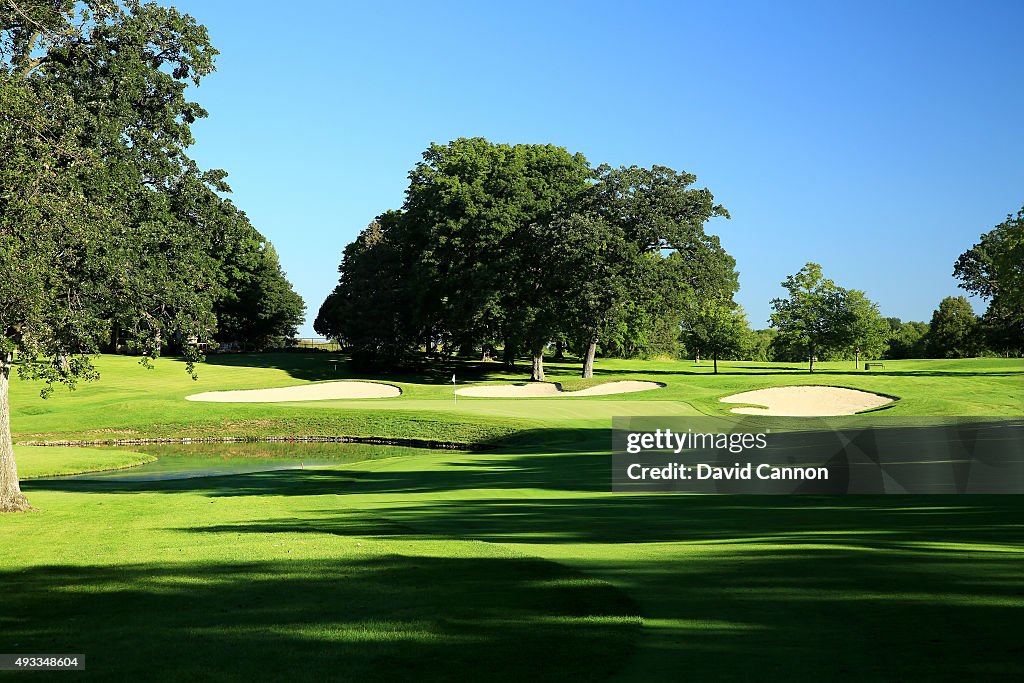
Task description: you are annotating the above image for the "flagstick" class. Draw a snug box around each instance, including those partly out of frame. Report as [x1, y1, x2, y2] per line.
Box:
[453, 372, 457, 404]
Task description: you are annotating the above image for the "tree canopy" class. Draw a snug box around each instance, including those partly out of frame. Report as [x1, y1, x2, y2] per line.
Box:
[954, 205, 1024, 356]
[769, 263, 855, 372]
[1, 1, 301, 511]
[925, 296, 979, 359]
[682, 299, 751, 373]
[314, 143, 736, 379]
[844, 289, 889, 367]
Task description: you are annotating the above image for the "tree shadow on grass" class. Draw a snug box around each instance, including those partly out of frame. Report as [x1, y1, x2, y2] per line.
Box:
[588, 365, 1024, 378]
[200, 353, 533, 385]
[27, 422, 1024, 546]
[18, 426, 1024, 680]
[1, 555, 639, 682]
[169, 492, 1024, 680]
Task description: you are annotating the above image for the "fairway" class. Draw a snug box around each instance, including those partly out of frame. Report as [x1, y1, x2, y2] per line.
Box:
[2, 353, 1022, 680]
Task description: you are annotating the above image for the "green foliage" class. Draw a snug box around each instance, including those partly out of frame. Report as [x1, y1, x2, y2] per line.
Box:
[562, 165, 733, 375]
[885, 319, 930, 359]
[925, 296, 980, 359]
[0, 1, 302, 507]
[315, 216, 416, 366]
[842, 289, 889, 362]
[681, 299, 751, 372]
[315, 143, 736, 378]
[769, 263, 855, 371]
[748, 328, 778, 362]
[315, 139, 593, 372]
[954, 205, 1024, 355]
[407, 138, 592, 357]
[214, 240, 305, 351]
[1, 1, 229, 382]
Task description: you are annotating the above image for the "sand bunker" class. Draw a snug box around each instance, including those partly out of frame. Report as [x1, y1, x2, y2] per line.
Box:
[186, 381, 401, 403]
[455, 380, 663, 398]
[720, 385, 894, 416]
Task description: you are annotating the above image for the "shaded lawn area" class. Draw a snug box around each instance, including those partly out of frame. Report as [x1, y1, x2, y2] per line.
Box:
[2, 483, 639, 682]
[12, 433, 1024, 681]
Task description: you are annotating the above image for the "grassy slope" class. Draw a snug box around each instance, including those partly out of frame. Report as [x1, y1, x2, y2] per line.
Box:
[15, 446, 156, 479]
[2, 353, 1023, 680]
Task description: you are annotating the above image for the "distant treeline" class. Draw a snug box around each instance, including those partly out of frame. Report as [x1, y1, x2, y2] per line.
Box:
[749, 299, 1016, 364]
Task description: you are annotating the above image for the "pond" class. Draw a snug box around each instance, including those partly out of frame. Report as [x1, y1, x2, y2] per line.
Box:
[60, 441, 448, 482]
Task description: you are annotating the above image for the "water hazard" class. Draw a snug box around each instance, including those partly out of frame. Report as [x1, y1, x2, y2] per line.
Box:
[58, 441, 447, 481]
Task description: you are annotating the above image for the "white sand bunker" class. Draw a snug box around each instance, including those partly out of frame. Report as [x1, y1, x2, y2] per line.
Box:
[456, 380, 663, 398]
[186, 381, 401, 403]
[720, 385, 894, 416]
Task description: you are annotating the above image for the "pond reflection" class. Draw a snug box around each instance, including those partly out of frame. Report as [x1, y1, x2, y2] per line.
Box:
[61, 442, 451, 481]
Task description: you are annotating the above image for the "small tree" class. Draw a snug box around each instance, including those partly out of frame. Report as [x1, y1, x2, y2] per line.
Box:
[925, 296, 979, 358]
[683, 300, 751, 374]
[845, 290, 889, 368]
[769, 263, 854, 372]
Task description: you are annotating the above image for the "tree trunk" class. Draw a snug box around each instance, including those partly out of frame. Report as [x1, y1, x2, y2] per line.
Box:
[809, 347, 815, 373]
[713, 351, 718, 374]
[0, 353, 31, 512]
[503, 344, 517, 370]
[695, 350, 700, 364]
[554, 340, 565, 361]
[582, 334, 598, 379]
[855, 347, 861, 369]
[531, 349, 545, 382]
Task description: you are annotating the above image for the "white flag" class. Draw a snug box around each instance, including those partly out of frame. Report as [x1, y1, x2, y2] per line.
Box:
[452, 373, 456, 384]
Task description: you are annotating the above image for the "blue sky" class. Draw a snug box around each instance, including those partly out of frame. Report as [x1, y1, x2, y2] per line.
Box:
[172, 0, 1024, 336]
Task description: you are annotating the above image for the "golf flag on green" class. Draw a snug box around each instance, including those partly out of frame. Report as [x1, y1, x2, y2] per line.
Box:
[452, 373, 456, 403]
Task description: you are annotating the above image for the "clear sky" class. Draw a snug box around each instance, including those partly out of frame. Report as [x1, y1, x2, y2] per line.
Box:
[171, 0, 1024, 337]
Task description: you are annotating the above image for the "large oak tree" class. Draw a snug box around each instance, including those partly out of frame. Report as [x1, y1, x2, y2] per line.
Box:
[569, 165, 732, 377]
[0, 1, 236, 511]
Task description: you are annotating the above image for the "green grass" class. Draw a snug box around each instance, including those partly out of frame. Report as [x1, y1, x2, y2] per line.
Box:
[14, 446, 157, 479]
[2, 353, 1022, 680]
[9, 354, 1023, 446]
